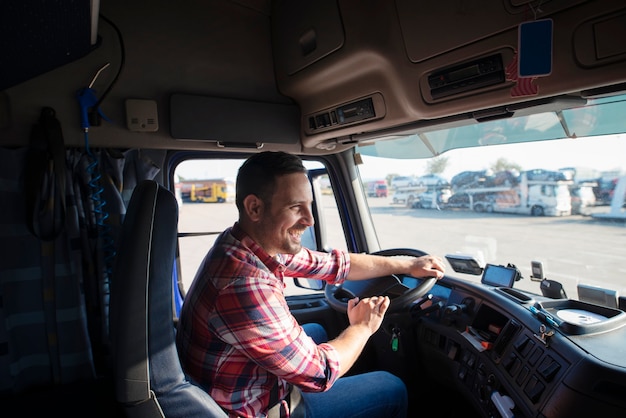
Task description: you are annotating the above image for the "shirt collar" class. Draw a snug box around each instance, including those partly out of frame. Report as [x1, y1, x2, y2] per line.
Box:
[230, 222, 285, 273]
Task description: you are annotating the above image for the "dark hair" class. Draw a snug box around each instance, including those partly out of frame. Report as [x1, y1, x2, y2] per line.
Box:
[236, 151, 307, 212]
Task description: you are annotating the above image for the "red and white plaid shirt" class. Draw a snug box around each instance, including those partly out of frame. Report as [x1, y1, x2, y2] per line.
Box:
[176, 223, 350, 417]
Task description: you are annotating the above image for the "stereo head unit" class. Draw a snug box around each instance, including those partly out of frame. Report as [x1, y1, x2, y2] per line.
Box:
[428, 54, 505, 100]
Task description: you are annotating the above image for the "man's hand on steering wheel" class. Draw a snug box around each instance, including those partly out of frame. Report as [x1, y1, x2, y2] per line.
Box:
[325, 248, 446, 314]
[406, 255, 446, 279]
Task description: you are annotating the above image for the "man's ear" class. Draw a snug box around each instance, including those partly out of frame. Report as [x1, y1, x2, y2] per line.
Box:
[243, 194, 264, 222]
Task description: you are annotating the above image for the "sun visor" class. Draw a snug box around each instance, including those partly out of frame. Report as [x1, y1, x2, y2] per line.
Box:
[169, 94, 301, 146]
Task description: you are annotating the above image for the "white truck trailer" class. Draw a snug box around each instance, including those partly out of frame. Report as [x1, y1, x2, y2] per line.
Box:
[449, 172, 572, 216]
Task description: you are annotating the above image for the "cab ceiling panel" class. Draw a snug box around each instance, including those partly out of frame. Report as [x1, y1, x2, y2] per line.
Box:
[3, 0, 294, 149]
[99, 0, 282, 102]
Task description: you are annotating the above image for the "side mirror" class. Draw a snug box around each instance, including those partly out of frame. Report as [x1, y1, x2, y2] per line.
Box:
[293, 278, 325, 291]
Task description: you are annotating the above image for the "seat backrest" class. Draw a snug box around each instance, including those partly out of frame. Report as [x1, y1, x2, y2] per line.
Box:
[110, 180, 227, 418]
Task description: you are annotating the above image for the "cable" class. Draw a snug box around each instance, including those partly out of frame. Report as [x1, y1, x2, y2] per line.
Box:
[76, 13, 126, 279]
[84, 133, 115, 277]
[93, 15, 125, 114]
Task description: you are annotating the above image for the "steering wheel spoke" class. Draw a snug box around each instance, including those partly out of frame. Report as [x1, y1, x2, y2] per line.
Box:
[324, 248, 437, 314]
[332, 285, 358, 302]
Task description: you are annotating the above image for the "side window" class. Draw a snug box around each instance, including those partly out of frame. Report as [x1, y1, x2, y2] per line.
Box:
[174, 158, 347, 297]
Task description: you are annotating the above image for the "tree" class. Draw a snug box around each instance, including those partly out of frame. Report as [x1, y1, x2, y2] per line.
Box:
[427, 156, 449, 175]
[491, 157, 522, 173]
[386, 173, 399, 185]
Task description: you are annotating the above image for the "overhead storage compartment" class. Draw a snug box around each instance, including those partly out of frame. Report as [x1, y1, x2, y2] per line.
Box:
[272, 0, 345, 75]
[395, 0, 588, 63]
[573, 10, 626, 67]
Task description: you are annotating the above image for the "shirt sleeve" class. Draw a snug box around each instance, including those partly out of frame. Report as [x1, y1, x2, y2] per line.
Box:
[209, 275, 341, 393]
[282, 247, 350, 285]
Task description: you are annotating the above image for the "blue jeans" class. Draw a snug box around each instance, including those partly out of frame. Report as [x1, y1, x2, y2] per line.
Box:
[300, 371, 408, 418]
[300, 324, 408, 418]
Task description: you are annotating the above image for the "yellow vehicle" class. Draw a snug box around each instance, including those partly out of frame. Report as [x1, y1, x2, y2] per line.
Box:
[179, 179, 235, 203]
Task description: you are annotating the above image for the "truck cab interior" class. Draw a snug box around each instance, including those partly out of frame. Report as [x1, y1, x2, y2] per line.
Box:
[1, 1, 626, 417]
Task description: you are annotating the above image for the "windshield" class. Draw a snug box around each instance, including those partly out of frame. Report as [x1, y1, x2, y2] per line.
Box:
[354, 94, 626, 305]
[355, 94, 626, 159]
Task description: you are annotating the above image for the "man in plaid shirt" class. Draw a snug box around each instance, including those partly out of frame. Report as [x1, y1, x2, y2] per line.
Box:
[176, 151, 445, 417]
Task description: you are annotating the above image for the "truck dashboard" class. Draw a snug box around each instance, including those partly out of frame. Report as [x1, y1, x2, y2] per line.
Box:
[412, 277, 626, 417]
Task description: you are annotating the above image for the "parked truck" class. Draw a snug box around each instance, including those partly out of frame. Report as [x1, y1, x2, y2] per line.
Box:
[178, 179, 235, 203]
[446, 171, 572, 216]
[365, 180, 388, 197]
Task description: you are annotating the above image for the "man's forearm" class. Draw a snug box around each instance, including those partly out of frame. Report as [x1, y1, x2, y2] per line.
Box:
[346, 253, 409, 281]
[346, 252, 445, 281]
[326, 323, 372, 376]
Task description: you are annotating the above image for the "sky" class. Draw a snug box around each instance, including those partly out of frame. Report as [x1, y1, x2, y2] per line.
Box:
[176, 134, 626, 182]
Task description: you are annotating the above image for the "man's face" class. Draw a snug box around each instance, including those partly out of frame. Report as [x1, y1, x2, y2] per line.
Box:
[255, 172, 314, 256]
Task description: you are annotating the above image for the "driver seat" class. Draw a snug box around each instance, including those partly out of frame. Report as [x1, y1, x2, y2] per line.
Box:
[110, 180, 227, 418]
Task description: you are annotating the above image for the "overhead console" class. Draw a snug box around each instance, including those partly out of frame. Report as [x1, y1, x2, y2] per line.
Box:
[271, 0, 626, 150]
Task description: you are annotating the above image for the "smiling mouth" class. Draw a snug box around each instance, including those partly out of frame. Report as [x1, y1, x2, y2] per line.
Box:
[289, 228, 305, 240]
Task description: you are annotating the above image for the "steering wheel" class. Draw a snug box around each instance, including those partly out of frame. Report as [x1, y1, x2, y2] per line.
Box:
[324, 248, 437, 314]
